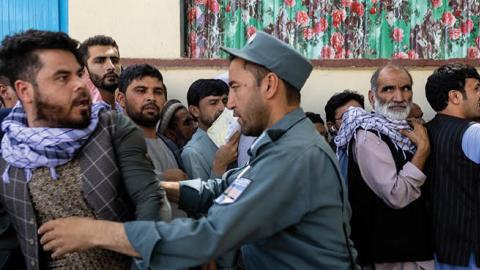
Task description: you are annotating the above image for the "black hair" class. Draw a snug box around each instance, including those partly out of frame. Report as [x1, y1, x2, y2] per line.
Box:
[426, 63, 480, 112]
[187, 79, 229, 107]
[0, 29, 82, 86]
[118, 64, 166, 97]
[305, 112, 325, 124]
[78, 35, 119, 64]
[324, 90, 365, 122]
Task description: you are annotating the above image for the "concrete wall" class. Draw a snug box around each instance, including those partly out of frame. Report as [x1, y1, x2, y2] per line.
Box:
[69, 0, 181, 58]
[160, 67, 437, 121]
[69, 1, 437, 121]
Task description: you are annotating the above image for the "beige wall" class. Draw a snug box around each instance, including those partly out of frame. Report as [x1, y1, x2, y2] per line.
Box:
[69, 0, 181, 58]
[69, 1, 437, 121]
[162, 67, 437, 121]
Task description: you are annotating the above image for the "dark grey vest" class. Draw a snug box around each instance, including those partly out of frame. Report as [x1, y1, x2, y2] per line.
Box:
[348, 130, 432, 265]
[426, 114, 480, 266]
[0, 111, 134, 270]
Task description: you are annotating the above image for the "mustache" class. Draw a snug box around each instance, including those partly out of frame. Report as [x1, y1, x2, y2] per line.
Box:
[72, 91, 91, 105]
[387, 102, 409, 107]
[142, 102, 159, 111]
[103, 71, 119, 79]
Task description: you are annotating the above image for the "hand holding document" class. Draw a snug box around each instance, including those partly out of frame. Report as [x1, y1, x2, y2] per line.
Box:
[207, 109, 241, 147]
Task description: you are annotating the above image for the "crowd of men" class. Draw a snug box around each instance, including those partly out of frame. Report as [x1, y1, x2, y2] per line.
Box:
[0, 29, 478, 270]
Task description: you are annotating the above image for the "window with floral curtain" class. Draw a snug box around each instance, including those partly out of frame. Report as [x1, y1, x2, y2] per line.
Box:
[185, 0, 480, 59]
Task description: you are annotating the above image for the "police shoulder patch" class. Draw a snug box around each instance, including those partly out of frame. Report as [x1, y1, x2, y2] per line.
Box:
[214, 178, 251, 205]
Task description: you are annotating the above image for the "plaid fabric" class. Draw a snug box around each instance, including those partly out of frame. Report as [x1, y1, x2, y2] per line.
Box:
[0, 110, 134, 270]
[334, 106, 416, 154]
[1, 102, 108, 183]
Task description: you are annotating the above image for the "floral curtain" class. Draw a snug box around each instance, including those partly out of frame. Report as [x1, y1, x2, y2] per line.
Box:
[185, 0, 480, 59]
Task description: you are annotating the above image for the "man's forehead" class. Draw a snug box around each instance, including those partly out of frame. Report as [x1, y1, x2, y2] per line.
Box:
[202, 95, 223, 101]
[228, 58, 247, 73]
[37, 49, 80, 69]
[378, 67, 411, 84]
[130, 76, 164, 88]
[466, 78, 480, 85]
[175, 107, 189, 118]
[88, 45, 119, 58]
[335, 100, 361, 115]
[228, 58, 256, 82]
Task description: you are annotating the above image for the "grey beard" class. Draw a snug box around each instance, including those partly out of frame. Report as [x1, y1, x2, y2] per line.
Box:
[374, 97, 411, 121]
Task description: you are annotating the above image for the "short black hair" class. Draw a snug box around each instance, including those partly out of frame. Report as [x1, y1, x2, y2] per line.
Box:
[305, 112, 325, 124]
[324, 90, 365, 122]
[0, 29, 82, 86]
[118, 64, 166, 97]
[426, 63, 480, 112]
[187, 79, 229, 107]
[78, 35, 119, 64]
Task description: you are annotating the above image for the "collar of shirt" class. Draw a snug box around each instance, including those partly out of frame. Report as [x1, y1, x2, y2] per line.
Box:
[248, 108, 305, 160]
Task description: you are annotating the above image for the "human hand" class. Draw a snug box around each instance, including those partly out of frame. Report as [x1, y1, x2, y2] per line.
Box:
[400, 120, 430, 153]
[38, 217, 98, 259]
[212, 131, 240, 175]
[161, 181, 181, 203]
[163, 169, 188, 182]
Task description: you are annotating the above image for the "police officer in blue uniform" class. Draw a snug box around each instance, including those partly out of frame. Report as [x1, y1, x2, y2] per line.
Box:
[39, 31, 358, 270]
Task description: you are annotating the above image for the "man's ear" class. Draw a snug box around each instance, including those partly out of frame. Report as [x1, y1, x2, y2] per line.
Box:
[447, 90, 462, 105]
[263, 73, 280, 100]
[189, 105, 200, 120]
[368, 90, 375, 108]
[15, 80, 33, 104]
[116, 90, 127, 109]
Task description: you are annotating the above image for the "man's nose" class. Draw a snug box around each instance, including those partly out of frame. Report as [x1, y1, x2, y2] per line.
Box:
[105, 58, 115, 71]
[392, 87, 404, 102]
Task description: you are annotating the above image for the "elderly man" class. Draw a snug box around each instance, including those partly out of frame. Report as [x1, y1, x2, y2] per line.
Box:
[0, 30, 163, 270]
[38, 31, 356, 270]
[424, 63, 480, 269]
[335, 64, 433, 269]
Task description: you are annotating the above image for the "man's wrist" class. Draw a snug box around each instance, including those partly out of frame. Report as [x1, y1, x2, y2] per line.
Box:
[91, 220, 109, 248]
[212, 160, 227, 175]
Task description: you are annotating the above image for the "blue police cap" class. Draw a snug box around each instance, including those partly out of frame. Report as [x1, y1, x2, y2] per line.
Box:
[221, 31, 313, 90]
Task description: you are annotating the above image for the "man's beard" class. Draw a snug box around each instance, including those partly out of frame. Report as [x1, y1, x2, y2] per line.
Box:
[126, 102, 160, 128]
[89, 71, 118, 92]
[200, 110, 223, 129]
[34, 88, 91, 129]
[236, 94, 268, 137]
[374, 96, 411, 121]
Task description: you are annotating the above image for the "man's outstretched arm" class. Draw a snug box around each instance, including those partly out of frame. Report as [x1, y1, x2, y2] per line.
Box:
[38, 217, 139, 259]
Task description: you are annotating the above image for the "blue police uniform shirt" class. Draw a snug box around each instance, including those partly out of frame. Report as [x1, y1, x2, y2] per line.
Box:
[124, 108, 357, 270]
